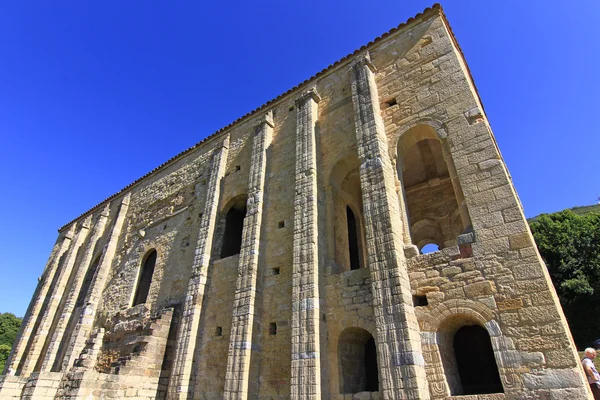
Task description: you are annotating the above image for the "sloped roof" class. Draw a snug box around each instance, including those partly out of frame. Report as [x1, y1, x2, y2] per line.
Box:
[59, 3, 480, 231]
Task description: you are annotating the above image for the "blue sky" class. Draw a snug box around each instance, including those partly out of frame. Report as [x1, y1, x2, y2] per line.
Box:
[0, 1, 598, 317]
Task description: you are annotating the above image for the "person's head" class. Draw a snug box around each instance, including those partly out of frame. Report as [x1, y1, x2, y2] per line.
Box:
[585, 348, 597, 359]
[594, 339, 600, 350]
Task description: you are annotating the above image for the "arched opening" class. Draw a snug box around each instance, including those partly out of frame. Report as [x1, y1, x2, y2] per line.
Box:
[338, 327, 379, 394]
[328, 155, 367, 272]
[420, 243, 439, 254]
[75, 254, 101, 308]
[396, 125, 471, 250]
[132, 249, 157, 306]
[220, 196, 247, 259]
[454, 325, 503, 395]
[346, 206, 360, 270]
[438, 317, 503, 396]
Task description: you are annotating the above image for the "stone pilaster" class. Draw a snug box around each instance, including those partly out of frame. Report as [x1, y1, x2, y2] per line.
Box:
[168, 137, 229, 400]
[40, 206, 110, 372]
[19, 217, 92, 375]
[61, 194, 130, 371]
[224, 112, 273, 400]
[290, 89, 322, 400]
[7, 225, 75, 376]
[349, 54, 430, 400]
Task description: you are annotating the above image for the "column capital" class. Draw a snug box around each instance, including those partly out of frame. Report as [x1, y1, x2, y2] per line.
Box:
[348, 51, 377, 73]
[295, 87, 321, 105]
[254, 110, 274, 130]
[81, 215, 93, 230]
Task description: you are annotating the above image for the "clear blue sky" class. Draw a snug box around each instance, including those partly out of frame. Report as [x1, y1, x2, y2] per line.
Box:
[1, 1, 598, 317]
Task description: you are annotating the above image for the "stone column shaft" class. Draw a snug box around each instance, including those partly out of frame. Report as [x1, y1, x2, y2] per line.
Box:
[349, 54, 429, 400]
[224, 112, 273, 400]
[290, 90, 322, 400]
[61, 194, 130, 371]
[7, 225, 75, 376]
[20, 216, 92, 374]
[168, 138, 229, 400]
[40, 206, 110, 372]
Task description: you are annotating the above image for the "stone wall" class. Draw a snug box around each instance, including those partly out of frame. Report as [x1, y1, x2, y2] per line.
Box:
[0, 5, 590, 400]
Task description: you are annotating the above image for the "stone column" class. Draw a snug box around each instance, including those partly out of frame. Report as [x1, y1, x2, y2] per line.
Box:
[19, 216, 92, 375]
[290, 89, 322, 400]
[349, 54, 430, 400]
[224, 112, 273, 400]
[40, 206, 110, 372]
[168, 137, 229, 400]
[6, 225, 75, 376]
[61, 193, 130, 371]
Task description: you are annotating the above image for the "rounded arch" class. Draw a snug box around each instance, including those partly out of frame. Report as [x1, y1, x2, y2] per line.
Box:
[218, 193, 248, 259]
[327, 154, 367, 272]
[220, 193, 248, 215]
[327, 153, 361, 191]
[411, 219, 444, 251]
[393, 122, 470, 249]
[132, 248, 157, 307]
[389, 119, 448, 162]
[418, 300, 504, 397]
[337, 327, 379, 394]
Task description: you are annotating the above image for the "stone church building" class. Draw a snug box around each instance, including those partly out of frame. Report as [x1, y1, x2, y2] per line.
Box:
[0, 4, 590, 400]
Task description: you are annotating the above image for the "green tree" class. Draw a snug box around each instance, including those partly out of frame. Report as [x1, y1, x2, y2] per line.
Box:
[0, 313, 22, 347]
[530, 210, 600, 348]
[0, 344, 11, 373]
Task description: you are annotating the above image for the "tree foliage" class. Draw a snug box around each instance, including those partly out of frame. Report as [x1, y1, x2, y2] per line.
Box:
[0, 313, 22, 373]
[530, 210, 600, 348]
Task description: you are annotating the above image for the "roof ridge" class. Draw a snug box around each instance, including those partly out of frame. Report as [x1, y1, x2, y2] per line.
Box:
[59, 3, 443, 231]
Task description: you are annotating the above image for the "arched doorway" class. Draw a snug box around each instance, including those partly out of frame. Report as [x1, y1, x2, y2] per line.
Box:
[454, 325, 503, 394]
[338, 327, 379, 394]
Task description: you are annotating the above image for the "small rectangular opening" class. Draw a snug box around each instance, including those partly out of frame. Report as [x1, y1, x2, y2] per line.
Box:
[235, 165, 241, 171]
[269, 322, 277, 335]
[413, 295, 428, 307]
[384, 97, 397, 108]
[272, 267, 280, 276]
[288, 106, 294, 112]
[278, 220, 285, 229]
[216, 326, 223, 336]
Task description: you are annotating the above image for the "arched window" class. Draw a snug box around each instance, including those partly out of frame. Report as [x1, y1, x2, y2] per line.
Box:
[396, 125, 471, 249]
[420, 243, 440, 254]
[75, 254, 102, 308]
[346, 206, 360, 270]
[132, 250, 157, 306]
[338, 327, 379, 394]
[453, 325, 503, 395]
[220, 200, 247, 258]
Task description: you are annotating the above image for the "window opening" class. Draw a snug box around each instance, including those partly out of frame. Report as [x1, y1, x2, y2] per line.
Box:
[346, 207, 360, 270]
[220, 204, 246, 258]
[269, 322, 277, 335]
[412, 295, 428, 307]
[133, 250, 157, 306]
[420, 243, 439, 254]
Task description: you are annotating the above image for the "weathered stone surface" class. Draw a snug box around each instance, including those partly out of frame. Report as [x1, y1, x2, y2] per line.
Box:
[1, 5, 588, 400]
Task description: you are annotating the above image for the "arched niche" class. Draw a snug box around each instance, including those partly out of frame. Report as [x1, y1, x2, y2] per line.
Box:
[218, 194, 248, 259]
[132, 249, 157, 306]
[338, 327, 379, 394]
[437, 316, 503, 396]
[327, 155, 367, 272]
[396, 124, 471, 250]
